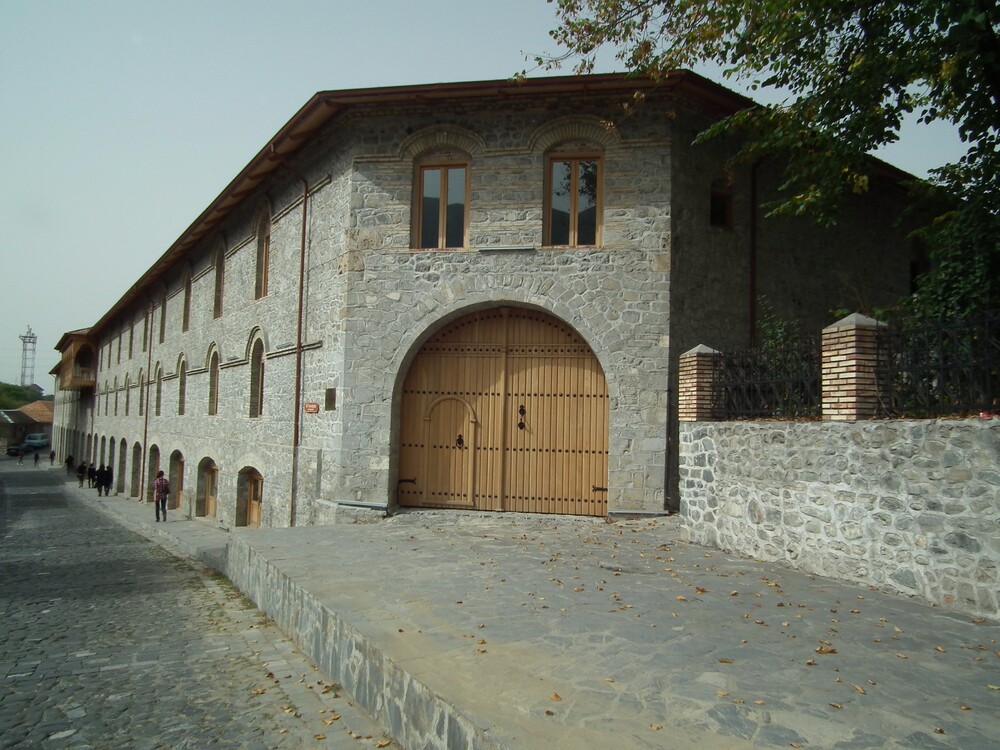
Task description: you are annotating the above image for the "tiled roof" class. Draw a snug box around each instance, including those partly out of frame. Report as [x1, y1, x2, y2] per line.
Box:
[17, 400, 54, 424]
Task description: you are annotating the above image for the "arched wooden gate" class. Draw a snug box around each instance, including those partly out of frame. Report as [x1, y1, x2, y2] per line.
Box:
[399, 307, 608, 516]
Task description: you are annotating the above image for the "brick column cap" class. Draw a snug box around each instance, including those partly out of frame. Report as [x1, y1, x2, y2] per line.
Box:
[681, 344, 720, 356]
[823, 313, 885, 332]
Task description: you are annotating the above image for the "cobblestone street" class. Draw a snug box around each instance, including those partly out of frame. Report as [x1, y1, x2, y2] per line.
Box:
[0, 466, 396, 750]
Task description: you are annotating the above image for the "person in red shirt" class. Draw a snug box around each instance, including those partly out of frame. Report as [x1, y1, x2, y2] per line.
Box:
[153, 470, 170, 522]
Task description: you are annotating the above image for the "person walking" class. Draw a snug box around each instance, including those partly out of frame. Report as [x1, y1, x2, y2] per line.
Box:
[49, 450, 56, 466]
[96, 465, 107, 496]
[87, 462, 96, 488]
[17, 449, 24, 465]
[33, 451, 39, 467]
[153, 470, 169, 522]
[77, 461, 87, 488]
[66, 455, 74, 476]
[104, 465, 114, 497]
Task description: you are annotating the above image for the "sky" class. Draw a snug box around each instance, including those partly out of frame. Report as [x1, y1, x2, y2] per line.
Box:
[0, 0, 968, 391]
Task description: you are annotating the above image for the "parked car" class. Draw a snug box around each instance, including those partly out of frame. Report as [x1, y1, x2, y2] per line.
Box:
[6, 444, 30, 456]
[23, 433, 50, 448]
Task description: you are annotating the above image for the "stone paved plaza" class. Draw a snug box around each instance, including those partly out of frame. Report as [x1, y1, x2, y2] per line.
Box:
[0, 464, 396, 750]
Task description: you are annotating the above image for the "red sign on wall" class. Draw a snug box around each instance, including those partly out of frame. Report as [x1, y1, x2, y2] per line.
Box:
[303, 402, 320, 413]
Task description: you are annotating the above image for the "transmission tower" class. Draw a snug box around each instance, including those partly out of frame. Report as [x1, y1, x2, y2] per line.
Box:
[19, 326, 37, 387]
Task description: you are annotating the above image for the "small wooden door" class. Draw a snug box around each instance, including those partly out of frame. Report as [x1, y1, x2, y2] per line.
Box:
[203, 466, 217, 518]
[399, 307, 608, 516]
[247, 474, 262, 528]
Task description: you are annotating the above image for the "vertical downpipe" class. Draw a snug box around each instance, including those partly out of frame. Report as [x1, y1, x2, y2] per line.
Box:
[271, 146, 309, 527]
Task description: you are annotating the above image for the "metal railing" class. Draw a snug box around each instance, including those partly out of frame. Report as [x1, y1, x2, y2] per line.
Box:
[712, 337, 821, 420]
[875, 313, 999, 417]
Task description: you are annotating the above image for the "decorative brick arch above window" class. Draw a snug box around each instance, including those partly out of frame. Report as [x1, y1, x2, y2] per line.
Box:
[528, 116, 621, 155]
[399, 125, 486, 161]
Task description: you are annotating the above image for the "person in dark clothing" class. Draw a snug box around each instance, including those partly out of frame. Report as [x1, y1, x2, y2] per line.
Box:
[103, 465, 114, 496]
[66, 455, 74, 475]
[87, 462, 96, 488]
[33, 451, 40, 467]
[49, 450, 56, 466]
[77, 461, 86, 488]
[96, 465, 107, 496]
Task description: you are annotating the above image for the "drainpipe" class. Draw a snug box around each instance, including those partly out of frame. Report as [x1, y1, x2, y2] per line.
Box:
[270, 145, 309, 527]
[749, 160, 760, 345]
[140, 299, 153, 503]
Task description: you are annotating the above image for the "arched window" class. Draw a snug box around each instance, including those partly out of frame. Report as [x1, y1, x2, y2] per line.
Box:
[249, 338, 265, 418]
[208, 350, 220, 416]
[158, 290, 167, 344]
[138, 370, 145, 416]
[545, 148, 602, 247]
[128, 320, 134, 359]
[142, 309, 149, 352]
[177, 357, 187, 416]
[255, 210, 270, 300]
[124, 375, 131, 416]
[154, 365, 163, 416]
[414, 151, 469, 249]
[182, 274, 192, 332]
[213, 248, 225, 318]
[114, 377, 119, 416]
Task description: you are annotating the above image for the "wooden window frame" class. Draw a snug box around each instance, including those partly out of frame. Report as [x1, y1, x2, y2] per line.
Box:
[544, 152, 603, 248]
[413, 155, 470, 250]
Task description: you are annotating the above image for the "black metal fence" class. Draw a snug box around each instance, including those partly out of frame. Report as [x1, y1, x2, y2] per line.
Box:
[875, 313, 1000, 418]
[712, 337, 822, 420]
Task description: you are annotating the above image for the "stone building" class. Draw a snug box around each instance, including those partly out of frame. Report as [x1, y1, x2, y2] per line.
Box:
[50, 72, 916, 528]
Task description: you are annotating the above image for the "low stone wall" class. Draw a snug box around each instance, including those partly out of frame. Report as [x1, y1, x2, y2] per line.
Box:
[679, 418, 999, 618]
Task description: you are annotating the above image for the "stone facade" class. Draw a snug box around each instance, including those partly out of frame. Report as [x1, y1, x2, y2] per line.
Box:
[679, 419, 1000, 617]
[51, 73, 915, 528]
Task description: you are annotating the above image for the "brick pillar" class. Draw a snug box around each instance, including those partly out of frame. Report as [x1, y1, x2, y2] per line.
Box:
[678, 345, 720, 422]
[821, 313, 884, 421]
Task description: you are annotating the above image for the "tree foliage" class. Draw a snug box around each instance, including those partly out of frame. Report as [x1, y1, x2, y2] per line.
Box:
[541, 0, 1000, 316]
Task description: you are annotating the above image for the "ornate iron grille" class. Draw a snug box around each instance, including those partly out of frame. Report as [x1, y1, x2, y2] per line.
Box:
[713, 337, 821, 419]
[875, 312, 999, 417]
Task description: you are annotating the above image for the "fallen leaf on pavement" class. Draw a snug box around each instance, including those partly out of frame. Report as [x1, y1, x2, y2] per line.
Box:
[651, 723, 663, 731]
[852, 684, 866, 694]
[377, 741, 392, 748]
[829, 703, 843, 709]
[718, 657, 733, 664]
[550, 693, 562, 702]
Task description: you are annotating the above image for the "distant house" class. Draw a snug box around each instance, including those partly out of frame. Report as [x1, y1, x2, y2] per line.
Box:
[1, 399, 53, 449]
[50, 72, 917, 526]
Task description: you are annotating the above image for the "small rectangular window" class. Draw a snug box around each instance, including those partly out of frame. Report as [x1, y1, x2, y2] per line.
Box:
[546, 157, 601, 247]
[416, 164, 467, 249]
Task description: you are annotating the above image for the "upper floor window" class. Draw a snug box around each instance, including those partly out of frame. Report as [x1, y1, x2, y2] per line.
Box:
[208, 351, 220, 416]
[249, 339, 265, 418]
[116, 333, 122, 364]
[159, 291, 167, 344]
[545, 154, 602, 247]
[710, 177, 734, 229]
[255, 212, 270, 300]
[114, 377, 119, 416]
[182, 275, 192, 332]
[178, 359, 187, 416]
[124, 375, 131, 415]
[415, 157, 468, 249]
[142, 311, 149, 352]
[128, 322, 134, 359]
[213, 250, 225, 318]
[138, 370, 145, 416]
[154, 366, 163, 416]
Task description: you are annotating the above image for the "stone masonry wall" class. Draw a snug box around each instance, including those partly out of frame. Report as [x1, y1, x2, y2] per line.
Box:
[679, 419, 1000, 617]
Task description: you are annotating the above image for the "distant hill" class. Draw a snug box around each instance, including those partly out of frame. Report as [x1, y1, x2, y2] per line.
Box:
[0, 383, 50, 410]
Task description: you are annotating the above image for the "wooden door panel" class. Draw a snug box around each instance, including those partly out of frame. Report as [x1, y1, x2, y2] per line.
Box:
[399, 307, 608, 516]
